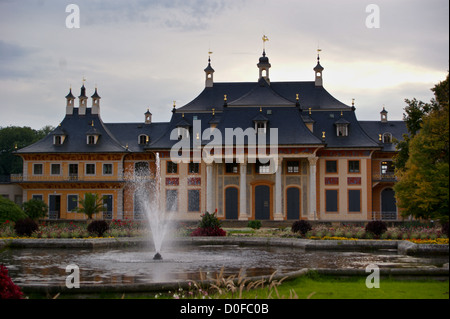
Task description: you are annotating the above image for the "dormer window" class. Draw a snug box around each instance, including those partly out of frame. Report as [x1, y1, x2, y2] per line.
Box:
[53, 135, 66, 145]
[383, 132, 392, 144]
[87, 135, 96, 145]
[52, 125, 66, 145]
[139, 134, 149, 145]
[177, 127, 190, 140]
[334, 117, 350, 137]
[336, 124, 348, 137]
[253, 111, 269, 135]
[256, 122, 267, 134]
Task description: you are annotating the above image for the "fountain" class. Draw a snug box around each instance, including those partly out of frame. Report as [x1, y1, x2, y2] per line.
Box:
[130, 152, 174, 260]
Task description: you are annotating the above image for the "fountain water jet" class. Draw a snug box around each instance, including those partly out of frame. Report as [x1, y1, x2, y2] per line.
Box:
[127, 152, 175, 260]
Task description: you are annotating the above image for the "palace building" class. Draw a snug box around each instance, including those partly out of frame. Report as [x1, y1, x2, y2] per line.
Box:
[13, 49, 407, 221]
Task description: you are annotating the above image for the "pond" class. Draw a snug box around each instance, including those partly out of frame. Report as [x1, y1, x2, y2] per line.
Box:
[1, 244, 448, 286]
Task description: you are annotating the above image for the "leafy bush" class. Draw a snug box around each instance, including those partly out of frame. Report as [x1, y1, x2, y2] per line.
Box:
[22, 198, 48, 220]
[247, 220, 262, 229]
[87, 220, 109, 237]
[291, 220, 312, 237]
[441, 222, 449, 237]
[0, 196, 27, 224]
[191, 211, 226, 236]
[0, 264, 23, 299]
[14, 218, 38, 237]
[190, 226, 226, 237]
[198, 211, 222, 229]
[365, 221, 387, 238]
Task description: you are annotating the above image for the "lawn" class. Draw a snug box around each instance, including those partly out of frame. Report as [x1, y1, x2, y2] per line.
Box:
[211, 274, 449, 299]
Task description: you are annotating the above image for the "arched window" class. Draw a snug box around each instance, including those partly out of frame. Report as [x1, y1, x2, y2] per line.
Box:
[383, 132, 392, 143]
[138, 134, 149, 145]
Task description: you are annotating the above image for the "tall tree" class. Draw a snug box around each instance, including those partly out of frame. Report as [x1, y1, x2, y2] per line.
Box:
[0, 125, 54, 176]
[394, 73, 449, 222]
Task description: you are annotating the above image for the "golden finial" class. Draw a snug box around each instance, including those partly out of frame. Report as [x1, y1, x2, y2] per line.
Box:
[262, 35, 269, 49]
[224, 94, 227, 101]
[173, 101, 176, 108]
[308, 107, 312, 115]
[340, 110, 343, 116]
[91, 120, 94, 127]
[82, 76, 86, 85]
[296, 93, 299, 101]
[212, 108, 215, 116]
[379, 134, 382, 141]
[352, 98, 355, 107]
[182, 113, 184, 118]
[260, 107, 262, 112]
[322, 131, 326, 139]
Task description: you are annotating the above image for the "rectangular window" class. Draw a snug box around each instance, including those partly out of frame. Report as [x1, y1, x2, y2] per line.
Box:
[85, 163, 96, 175]
[287, 161, 299, 174]
[348, 160, 360, 173]
[348, 189, 361, 212]
[51, 163, 61, 175]
[69, 164, 78, 180]
[67, 195, 78, 212]
[188, 162, 200, 174]
[167, 161, 178, 174]
[166, 189, 178, 211]
[225, 163, 238, 174]
[33, 163, 43, 175]
[326, 160, 337, 173]
[32, 195, 43, 201]
[188, 189, 200, 212]
[103, 163, 113, 175]
[256, 160, 270, 174]
[381, 161, 395, 175]
[325, 189, 338, 212]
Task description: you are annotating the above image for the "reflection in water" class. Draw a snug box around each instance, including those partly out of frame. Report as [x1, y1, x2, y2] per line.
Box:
[1, 245, 447, 286]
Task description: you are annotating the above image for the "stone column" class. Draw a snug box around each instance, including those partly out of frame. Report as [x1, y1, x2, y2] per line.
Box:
[206, 163, 214, 213]
[274, 157, 283, 220]
[239, 162, 248, 220]
[308, 157, 318, 220]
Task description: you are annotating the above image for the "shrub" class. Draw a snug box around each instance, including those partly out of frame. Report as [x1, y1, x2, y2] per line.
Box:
[190, 226, 226, 237]
[87, 220, 109, 237]
[0, 197, 27, 224]
[0, 264, 23, 299]
[14, 218, 38, 237]
[22, 198, 48, 220]
[291, 220, 312, 237]
[198, 211, 222, 229]
[441, 222, 449, 238]
[191, 211, 226, 237]
[365, 221, 387, 238]
[247, 220, 262, 229]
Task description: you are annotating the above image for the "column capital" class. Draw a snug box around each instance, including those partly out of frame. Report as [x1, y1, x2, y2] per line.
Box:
[308, 156, 318, 166]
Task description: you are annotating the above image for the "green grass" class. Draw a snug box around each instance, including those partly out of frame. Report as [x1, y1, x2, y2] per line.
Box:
[227, 274, 449, 299]
[27, 274, 449, 299]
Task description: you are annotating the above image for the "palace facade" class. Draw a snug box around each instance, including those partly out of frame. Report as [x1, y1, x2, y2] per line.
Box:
[13, 50, 407, 221]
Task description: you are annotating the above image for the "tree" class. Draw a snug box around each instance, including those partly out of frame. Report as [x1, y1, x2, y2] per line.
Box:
[394, 73, 449, 222]
[74, 193, 106, 220]
[22, 198, 48, 220]
[0, 196, 28, 223]
[0, 125, 54, 176]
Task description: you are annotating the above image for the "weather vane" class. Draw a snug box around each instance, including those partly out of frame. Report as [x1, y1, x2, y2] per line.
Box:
[262, 35, 269, 50]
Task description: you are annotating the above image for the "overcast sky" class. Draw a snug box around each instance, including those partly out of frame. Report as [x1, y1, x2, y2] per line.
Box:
[0, 0, 448, 130]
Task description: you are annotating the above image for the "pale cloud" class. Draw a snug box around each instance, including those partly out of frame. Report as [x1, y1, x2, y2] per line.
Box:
[0, 0, 448, 129]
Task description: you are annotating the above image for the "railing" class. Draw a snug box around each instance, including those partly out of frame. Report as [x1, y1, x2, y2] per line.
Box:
[371, 211, 398, 221]
[372, 173, 397, 182]
[10, 174, 125, 183]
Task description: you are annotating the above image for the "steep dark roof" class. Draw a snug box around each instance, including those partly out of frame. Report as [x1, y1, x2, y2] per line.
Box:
[359, 120, 407, 152]
[177, 81, 350, 113]
[16, 109, 127, 154]
[309, 110, 381, 149]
